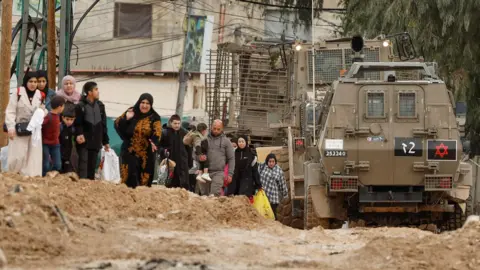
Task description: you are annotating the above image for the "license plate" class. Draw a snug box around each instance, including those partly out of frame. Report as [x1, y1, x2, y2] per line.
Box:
[324, 150, 347, 157]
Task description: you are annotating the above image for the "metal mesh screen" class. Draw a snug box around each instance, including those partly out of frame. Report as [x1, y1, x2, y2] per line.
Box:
[307, 49, 343, 83]
[367, 92, 384, 117]
[307, 47, 381, 83]
[399, 92, 416, 117]
[425, 175, 453, 191]
[345, 47, 381, 80]
[205, 47, 290, 145]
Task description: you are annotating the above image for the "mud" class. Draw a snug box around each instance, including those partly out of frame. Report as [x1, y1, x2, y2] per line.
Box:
[1, 172, 480, 270]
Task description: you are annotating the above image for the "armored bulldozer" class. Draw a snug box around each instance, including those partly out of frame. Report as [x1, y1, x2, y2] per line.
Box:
[300, 37, 474, 231]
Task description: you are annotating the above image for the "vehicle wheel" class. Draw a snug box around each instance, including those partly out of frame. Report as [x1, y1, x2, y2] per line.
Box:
[304, 186, 330, 229]
[447, 194, 473, 231]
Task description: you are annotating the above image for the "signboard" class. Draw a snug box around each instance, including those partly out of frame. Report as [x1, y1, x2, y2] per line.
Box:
[427, 140, 457, 161]
[394, 137, 423, 157]
[325, 150, 347, 157]
[325, 139, 343, 150]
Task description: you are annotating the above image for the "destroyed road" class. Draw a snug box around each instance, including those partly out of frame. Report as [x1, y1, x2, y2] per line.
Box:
[1, 172, 479, 270]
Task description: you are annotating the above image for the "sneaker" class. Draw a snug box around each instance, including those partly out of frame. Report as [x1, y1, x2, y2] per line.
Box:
[196, 174, 206, 183]
[201, 173, 212, 182]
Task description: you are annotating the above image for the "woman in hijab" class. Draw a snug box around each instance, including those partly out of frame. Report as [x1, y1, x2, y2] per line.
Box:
[5, 71, 44, 176]
[114, 93, 162, 188]
[226, 136, 262, 198]
[56, 75, 81, 106]
[258, 153, 288, 219]
[36, 70, 56, 111]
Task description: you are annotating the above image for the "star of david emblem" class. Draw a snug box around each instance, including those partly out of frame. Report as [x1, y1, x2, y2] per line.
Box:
[435, 143, 449, 158]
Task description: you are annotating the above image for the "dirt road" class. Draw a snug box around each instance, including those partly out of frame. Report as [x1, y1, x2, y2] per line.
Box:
[1, 172, 480, 270]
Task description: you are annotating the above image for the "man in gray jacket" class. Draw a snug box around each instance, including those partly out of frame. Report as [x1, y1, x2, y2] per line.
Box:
[197, 119, 234, 196]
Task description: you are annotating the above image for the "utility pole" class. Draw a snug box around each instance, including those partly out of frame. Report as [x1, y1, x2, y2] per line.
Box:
[58, 0, 71, 85]
[311, 0, 316, 146]
[47, 0, 57, 89]
[218, 1, 226, 43]
[0, 0, 13, 148]
[228, 27, 242, 128]
[17, 0, 30, 86]
[175, 0, 193, 118]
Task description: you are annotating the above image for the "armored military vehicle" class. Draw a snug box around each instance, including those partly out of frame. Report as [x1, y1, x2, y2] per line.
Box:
[301, 37, 474, 231]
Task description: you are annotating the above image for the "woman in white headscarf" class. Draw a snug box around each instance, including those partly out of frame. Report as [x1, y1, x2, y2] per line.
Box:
[56, 75, 81, 105]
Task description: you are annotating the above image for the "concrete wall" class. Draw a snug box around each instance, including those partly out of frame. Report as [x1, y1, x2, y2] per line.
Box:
[72, 75, 206, 118]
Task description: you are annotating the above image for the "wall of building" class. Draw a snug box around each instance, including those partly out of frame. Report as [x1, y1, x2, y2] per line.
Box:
[73, 74, 206, 118]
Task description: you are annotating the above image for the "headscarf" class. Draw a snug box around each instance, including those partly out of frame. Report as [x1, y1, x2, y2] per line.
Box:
[56, 75, 81, 104]
[235, 135, 254, 171]
[36, 70, 49, 92]
[133, 93, 158, 119]
[22, 71, 37, 91]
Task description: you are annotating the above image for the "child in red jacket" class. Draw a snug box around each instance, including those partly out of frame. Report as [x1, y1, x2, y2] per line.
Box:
[42, 96, 65, 176]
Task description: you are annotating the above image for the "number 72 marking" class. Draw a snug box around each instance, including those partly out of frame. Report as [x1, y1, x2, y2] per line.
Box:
[402, 142, 415, 154]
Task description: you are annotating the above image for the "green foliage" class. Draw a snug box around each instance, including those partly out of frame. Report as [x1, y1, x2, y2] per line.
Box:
[340, 0, 480, 151]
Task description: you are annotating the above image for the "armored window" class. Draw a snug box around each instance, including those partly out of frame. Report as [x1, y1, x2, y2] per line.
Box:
[366, 92, 385, 117]
[398, 92, 416, 117]
[114, 3, 152, 39]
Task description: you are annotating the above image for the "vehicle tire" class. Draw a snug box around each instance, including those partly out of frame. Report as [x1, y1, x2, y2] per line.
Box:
[304, 186, 330, 229]
[447, 194, 473, 231]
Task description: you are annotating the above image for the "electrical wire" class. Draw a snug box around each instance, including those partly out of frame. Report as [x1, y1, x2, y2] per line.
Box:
[236, 0, 346, 12]
[75, 52, 182, 82]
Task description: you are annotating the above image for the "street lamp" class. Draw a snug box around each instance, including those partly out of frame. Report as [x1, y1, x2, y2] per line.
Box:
[382, 40, 390, 47]
[295, 44, 302, 51]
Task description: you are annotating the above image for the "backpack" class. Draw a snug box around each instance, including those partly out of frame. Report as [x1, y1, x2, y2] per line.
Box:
[2, 88, 46, 133]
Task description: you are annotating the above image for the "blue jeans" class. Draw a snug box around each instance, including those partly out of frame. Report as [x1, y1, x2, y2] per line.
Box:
[43, 144, 62, 176]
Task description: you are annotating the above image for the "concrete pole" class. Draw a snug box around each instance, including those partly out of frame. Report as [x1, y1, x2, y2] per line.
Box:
[311, 0, 316, 145]
[0, 0, 13, 148]
[47, 0, 57, 90]
[175, 0, 193, 118]
[227, 27, 242, 128]
[17, 0, 30, 86]
[58, 0, 69, 85]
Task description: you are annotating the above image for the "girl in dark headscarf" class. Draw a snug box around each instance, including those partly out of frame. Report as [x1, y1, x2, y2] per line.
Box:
[36, 70, 56, 111]
[226, 135, 262, 198]
[114, 93, 162, 188]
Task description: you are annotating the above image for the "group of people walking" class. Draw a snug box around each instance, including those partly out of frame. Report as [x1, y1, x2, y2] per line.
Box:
[3, 71, 109, 180]
[2, 71, 288, 219]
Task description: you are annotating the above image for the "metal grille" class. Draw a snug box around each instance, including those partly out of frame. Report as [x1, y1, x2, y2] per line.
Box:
[367, 92, 384, 117]
[399, 92, 416, 117]
[307, 49, 343, 83]
[425, 175, 453, 191]
[307, 47, 381, 83]
[205, 46, 290, 145]
[345, 47, 381, 80]
[329, 176, 358, 192]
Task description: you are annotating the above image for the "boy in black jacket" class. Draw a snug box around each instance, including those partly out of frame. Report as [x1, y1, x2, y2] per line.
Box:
[60, 108, 76, 173]
[74, 81, 110, 180]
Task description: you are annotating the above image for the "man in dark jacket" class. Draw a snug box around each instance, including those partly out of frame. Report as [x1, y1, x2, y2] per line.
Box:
[74, 81, 110, 180]
[159, 114, 191, 190]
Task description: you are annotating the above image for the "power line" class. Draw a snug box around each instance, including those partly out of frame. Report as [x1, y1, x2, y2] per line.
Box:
[236, 0, 346, 12]
[76, 52, 182, 82]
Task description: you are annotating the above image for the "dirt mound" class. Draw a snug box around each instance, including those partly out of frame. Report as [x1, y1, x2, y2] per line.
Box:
[0, 172, 276, 266]
[347, 221, 480, 270]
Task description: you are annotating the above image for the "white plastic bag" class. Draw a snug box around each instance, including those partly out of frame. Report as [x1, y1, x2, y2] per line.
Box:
[99, 148, 120, 184]
[0, 146, 8, 172]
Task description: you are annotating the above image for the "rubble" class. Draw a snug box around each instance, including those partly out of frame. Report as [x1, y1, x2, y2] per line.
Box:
[1, 172, 480, 269]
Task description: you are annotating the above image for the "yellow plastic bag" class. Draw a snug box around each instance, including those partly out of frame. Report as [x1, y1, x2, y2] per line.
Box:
[252, 189, 275, 220]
